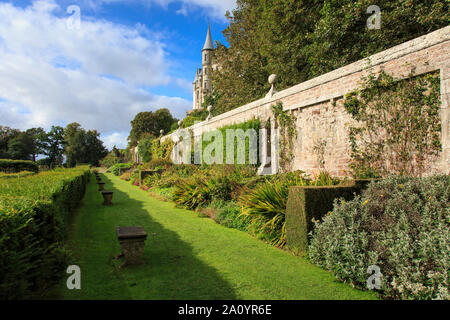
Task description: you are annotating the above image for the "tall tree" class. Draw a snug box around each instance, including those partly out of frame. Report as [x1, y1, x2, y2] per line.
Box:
[64, 122, 107, 167]
[212, 0, 322, 114]
[7, 132, 33, 160]
[0, 126, 20, 158]
[211, 0, 448, 114]
[307, 0, 449, 77]
[128, 108, 177, 147]
[25, 127, 47, 162]
[83, 130, 108, 167]
[43, 126, 65, 168]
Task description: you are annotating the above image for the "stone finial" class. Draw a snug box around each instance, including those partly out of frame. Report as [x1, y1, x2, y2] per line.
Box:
[206, 105, 213, 121]
[265, 74, 278, 99]
[160, 129, 164, 137]
[178, 120, 183, 128]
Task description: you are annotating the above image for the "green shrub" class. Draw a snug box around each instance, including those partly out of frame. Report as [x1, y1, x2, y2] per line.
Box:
[0, 171, 36, 179]
[240, 171, 340, 247]
[109, 162, 133, 176]
[285, 180, 372, 254]
[196, 118, 261, 165]
[120, 171, 132, 181]
[0, 159, 38, 173]
[308, 175, 449, 300]
[173, 174, 236, 210]
[150, 139, 174, 161]
[137, 136, 155, 163]
[239, 178, 294, 247]
[143, 158, 173, 170]
[0, 166, 89, 299]
[213, 201, 251, 232]
[100, 153, 122, 168]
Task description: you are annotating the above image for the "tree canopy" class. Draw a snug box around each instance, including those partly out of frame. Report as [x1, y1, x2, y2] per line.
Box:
[211, 0, 448, 114]
[64, 122, 108, 167]
[128, 108, 177, 147]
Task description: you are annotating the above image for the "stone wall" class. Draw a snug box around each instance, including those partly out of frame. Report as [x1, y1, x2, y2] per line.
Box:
[163, 26, 450, 177]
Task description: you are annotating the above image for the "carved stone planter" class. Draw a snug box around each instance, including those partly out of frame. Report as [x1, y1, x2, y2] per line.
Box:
[116, 226, 147, 267]
[101, 190, 113, 205]
[97, 182, 105, 191]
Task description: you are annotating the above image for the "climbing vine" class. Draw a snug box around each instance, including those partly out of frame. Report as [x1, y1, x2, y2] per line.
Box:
[272, 102, 297, 172]
[344, 70, 441, 177]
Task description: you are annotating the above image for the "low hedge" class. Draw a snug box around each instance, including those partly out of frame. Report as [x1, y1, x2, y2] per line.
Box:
[0, 166, 90, 299]
[285, 180, 373, 254]
[0, 159, 39, 173]
[108, 162, 133, 176]
[0, 171, 36, 179]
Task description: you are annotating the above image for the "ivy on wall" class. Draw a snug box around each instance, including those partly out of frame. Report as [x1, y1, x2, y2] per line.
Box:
[272, 102, 297, 172]
[344, 70, 441, 177]
[194, 118, 261, 165]
[150, 138, 174, 161]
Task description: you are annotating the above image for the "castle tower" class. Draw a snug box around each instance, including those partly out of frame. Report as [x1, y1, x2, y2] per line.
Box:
[193, 24, 214, 110]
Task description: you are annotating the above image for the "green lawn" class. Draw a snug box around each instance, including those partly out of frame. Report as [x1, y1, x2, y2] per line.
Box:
[46, 173, 377, 300]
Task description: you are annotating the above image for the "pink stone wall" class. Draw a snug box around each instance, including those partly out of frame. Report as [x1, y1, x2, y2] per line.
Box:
[163, 26, 450, 177]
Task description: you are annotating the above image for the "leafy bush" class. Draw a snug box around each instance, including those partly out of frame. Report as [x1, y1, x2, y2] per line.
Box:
[198, 118, 261, 165]
[120, 171, 132, 181]
[100, 153, 122, 168]
[108, 162, 133, 176]
[0, 171, 36, 179]
[308, 175, 449, 300]
[150, 139, 174, 162]
[173, 174, 236, 211]
[138, 136, 154, 163]
[212, 201, 251, 232]
[0, 166, 90, 299]
[141, 158, 173, 170]
[240, 171, 340, 247]
[0, 159, 39, 173]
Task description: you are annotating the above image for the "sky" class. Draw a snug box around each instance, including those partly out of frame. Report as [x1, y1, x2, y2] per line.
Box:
[0, 0, 235, 150]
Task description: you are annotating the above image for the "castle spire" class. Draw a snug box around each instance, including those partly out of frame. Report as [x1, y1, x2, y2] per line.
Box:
[202, 23, 214, 51]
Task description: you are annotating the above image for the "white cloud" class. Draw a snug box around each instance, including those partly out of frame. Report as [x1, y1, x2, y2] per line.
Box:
[0, 0, 192, 149]
[101, 131, 129, 149]
[71, 0, 236, 20]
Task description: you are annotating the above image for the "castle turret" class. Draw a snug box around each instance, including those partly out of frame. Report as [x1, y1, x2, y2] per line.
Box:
[193, 24, 214, 110]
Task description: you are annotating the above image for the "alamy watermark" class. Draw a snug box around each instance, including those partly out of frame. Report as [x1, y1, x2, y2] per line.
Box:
[366, 265, 382, 290]
[169, 128, 280, 169]
[66, 5, 81, 30]
[367, 5, 381, 30]
[66, 265, 81, 290]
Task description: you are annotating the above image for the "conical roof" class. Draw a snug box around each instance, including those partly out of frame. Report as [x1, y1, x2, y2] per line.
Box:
[202, 24, 214, 51]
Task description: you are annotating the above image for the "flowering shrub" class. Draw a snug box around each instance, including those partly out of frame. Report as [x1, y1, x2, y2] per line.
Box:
[308, 175, 449, 300]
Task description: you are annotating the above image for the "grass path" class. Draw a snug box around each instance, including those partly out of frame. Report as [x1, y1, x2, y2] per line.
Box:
[47, 173, 377, 300]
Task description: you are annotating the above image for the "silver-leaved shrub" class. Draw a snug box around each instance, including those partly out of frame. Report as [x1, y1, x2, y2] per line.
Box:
[308, 175, 449, 300]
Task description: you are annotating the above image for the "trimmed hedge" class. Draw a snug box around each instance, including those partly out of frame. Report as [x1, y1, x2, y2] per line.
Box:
[285, 180, 373, 254]
[0, 159, 39, 173]
[107, 162, 134, 176]
[0, 166, 90, 299]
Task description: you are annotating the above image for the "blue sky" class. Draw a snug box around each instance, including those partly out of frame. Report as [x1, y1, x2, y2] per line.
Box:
[0, 0, 234, 149]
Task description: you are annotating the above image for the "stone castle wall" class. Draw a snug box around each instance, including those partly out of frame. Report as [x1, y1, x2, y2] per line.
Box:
[163, 26, 450, 177]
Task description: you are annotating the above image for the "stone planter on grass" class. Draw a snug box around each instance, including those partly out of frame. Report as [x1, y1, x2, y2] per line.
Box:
[115, 226, 147, 267]
[97, 182, 105, 191]
[101, 190, 113, 205]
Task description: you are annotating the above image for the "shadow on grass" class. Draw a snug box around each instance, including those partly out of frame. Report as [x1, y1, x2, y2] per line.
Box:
[50, 173, 237, 300]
